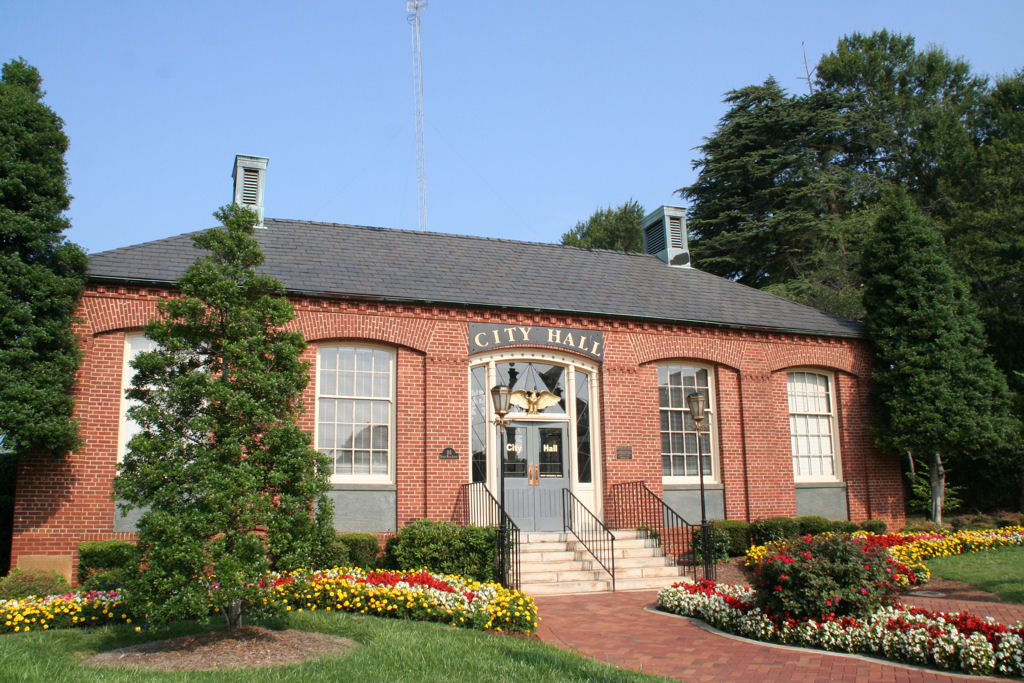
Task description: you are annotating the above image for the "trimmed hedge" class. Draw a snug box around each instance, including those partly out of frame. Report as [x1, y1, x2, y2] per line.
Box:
[338, 533, 379, 569]
[831, 520, 861, 533]
[693, 524, 731, 563]
[860, 519, 888, 535]
[77, 540, 136, 591]
[713, 520, 751, 556]
[749, 516, 799, 545]
[795, 515, 832, 537]
[0, 568, 70, 599]
[382, 520, 496, 582]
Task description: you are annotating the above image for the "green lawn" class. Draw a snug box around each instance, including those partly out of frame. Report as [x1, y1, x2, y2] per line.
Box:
[0, 610, 667, 682]
[925, 544, 1024, 604]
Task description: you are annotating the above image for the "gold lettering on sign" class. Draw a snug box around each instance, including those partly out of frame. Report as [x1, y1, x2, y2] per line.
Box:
[506, 443, 522, 453]
[518, 326, 531, 341]
[492, 329, 501, 344]
[542, 443, 559, 453]
[562, 333, 575, 348]
[547, 329, 562, 344]
[591, 340, 601, 355]
[473, 332, 489, 348]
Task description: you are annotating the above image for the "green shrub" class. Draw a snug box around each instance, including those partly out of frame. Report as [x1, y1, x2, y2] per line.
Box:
[830, 520, 861, 533]
[693, 524, 730, 563]
[859, 519, 888, 535]
[900, 518, 946, 533]
[310, 534, 350, 570]
[750, 516, 799, 545]
[713, 520, 751, 556]
[0, 568, 70, 599]
[743, 534, 899, 620]
[795, 516, 832, 537]
[338, 533, 380, 568]
[381, 520, 496, 582]
[77, 540, 136, 585]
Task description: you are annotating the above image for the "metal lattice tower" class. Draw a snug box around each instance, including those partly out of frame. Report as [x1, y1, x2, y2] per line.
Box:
[406, 0, 428, 231]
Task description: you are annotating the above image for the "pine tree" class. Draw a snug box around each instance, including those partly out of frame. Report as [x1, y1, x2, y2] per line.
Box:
[0, 59, 86, 457]
[561, 199, 645, 252]
[113, 205, 338, 632]
[861, 193, 1021, 522]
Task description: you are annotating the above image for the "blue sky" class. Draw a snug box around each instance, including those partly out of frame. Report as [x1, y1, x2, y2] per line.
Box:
[3, 1, 1023, 254]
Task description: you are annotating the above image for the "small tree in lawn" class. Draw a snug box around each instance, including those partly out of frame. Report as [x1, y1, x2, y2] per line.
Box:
[861, 192, 1021, 524]
[114, 205, 336, 632]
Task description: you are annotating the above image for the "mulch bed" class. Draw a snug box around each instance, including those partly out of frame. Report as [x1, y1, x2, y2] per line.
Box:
[84, 626, 357, 672]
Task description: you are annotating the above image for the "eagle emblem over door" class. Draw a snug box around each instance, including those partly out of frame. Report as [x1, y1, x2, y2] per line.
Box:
[509, 389, 562, 415]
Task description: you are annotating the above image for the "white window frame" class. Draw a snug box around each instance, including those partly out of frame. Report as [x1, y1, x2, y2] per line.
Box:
[315, 343, 396, 484]
[658, 362, 719, 484]
[787, 369, 842, 482]
[117, 332, 158, 464]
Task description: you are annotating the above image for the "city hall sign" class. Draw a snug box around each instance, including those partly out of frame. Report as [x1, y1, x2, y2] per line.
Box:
[468, 323, 603, 361]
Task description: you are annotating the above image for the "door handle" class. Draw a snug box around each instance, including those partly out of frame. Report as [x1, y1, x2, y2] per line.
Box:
[529, 465, 539, 486]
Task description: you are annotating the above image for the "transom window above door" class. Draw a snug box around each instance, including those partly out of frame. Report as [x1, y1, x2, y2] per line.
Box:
[495, 361, 566, 415]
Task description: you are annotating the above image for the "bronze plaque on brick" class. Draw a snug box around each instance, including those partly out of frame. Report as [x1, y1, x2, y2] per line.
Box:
[616, 446, 633, 460]
[439, 447, 459, 460]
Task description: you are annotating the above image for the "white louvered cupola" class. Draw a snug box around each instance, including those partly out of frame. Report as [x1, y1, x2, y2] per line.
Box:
[642, 205, 690, 268]
[232, 155, 269, 228]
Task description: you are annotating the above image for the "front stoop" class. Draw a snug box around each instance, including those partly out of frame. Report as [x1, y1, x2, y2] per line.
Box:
[517, 529, 692, 596]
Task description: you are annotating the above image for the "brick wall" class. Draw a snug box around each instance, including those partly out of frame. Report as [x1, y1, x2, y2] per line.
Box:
[10, 284, 904, 579]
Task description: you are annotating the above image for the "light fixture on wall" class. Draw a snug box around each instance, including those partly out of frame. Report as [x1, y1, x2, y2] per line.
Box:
[686, 391, 715, 582]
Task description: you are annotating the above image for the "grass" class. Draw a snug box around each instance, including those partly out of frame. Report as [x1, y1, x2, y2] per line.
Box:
[925, 544, 1024, 604]
[0, 610, 667, 682]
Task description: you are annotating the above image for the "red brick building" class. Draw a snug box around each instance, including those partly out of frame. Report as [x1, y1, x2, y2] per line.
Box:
[10, 157, 903, 581]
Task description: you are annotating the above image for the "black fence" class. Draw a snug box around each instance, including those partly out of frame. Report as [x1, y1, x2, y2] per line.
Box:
[457, 482, 521, 589]
[607, 481, 706, 581]
[562, 488, 615, 591]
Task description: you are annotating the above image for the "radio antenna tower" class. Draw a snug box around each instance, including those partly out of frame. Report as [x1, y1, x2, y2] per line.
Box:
[406, 1, 428, 231]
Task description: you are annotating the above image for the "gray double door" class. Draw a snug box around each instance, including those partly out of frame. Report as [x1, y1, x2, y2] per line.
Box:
[502, 422, 568, 532]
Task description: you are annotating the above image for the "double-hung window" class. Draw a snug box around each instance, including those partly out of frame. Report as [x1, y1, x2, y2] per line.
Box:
[787, 371, 840, 481]
[316, 345, 394, 483]
[658, 364, 715, 480]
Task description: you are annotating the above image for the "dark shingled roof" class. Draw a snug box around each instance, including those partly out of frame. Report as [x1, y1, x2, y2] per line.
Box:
[87, 218, 865, 338]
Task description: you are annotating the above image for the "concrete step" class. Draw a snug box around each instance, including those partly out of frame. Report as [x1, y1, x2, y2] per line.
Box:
[612, 575, 691, 591]
[520, 569, 606, 583]
[518, 549, 578, 562]
[519, 559, 591, 573]
[520, 579, 612, 595]
[614, 555, 673, 568]
[612, 565, 685, 579]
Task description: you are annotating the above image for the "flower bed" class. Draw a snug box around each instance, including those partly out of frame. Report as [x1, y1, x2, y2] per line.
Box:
[1, 568, 537, 635]
[1, 590, 128, 633]
[271, 568, 537, 633]
[658, 580, 1024, 677]
[745, 526, 1024, 586]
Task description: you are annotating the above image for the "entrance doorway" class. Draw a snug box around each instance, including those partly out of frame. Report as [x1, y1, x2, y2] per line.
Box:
[503, 422, 567, 532]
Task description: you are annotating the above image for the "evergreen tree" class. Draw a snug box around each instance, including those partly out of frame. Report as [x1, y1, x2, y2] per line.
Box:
[561, 199, 645, 252]
[0, 58, 87, 572]
[0, 59, 86, 457]
[113, 205, 337, 632]
[861, 193, 1020, 521]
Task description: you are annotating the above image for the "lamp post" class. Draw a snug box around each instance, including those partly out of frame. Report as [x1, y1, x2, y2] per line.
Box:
[686, 391, 715, 582]
[490, 384, 511, 583]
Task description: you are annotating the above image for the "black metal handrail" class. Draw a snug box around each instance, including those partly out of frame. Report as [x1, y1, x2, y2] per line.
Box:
[562, 488, 616, 591]
[607, 481, 707, 581]
[458, 482, 521, 590]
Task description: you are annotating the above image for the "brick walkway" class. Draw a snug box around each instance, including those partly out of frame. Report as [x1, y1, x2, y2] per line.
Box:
[535, 589, 1024, 682]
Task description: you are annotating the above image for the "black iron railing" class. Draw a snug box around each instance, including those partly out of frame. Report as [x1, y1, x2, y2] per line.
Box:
[607, 481, 707, 581]
[562, 488, 615, 591]
[458, 482, 521, 590]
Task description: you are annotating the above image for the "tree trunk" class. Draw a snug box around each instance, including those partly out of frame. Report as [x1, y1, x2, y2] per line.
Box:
[223, 599, 243, 633]
[930, 452, 945, 525]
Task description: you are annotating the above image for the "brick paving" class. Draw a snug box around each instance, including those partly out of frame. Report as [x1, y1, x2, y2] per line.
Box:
[535, 589, 1022, 682]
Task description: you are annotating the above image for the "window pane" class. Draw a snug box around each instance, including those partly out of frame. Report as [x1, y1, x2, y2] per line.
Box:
[575, 372, 592, 483]
[787, 371, 837, 480]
